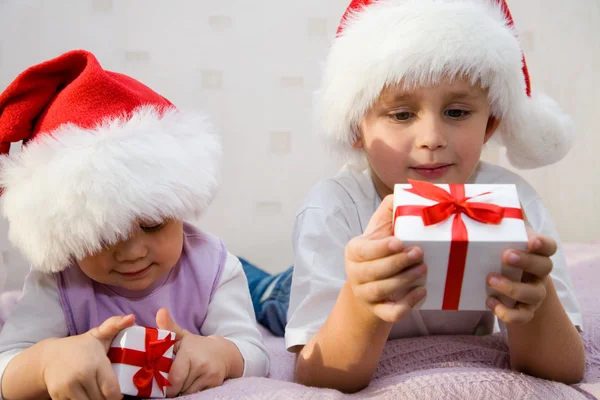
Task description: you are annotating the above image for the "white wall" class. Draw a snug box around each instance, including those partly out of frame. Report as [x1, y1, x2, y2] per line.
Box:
[496, 0, 600, 244]
[0, 0, 597, 291]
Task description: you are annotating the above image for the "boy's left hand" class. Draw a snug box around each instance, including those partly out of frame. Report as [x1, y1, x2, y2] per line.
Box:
[155, 308, 231, 397]
[486, 226, 556, 325]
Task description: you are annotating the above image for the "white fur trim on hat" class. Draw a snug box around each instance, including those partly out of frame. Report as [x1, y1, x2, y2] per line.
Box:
[0, 106, 221, 273]
[494, 92, 576, 168]
[318, 0, 575, 168]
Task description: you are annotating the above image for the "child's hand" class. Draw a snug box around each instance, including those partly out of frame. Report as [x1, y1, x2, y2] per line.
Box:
[345, 194, 427, 323]
[156, 308, 238, 397]
[486, 227, 556, 325]
[42, 314, 135, 400]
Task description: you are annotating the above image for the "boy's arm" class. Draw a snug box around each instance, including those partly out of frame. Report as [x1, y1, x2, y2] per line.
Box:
[0, 270, 69, 399]
[506, 277, 584, 383]
[495, 200, 584, 383]
[200, 253, 270, 378]
[292, 196, 426, 393]
[289, 205, 386, 392]
[294, 282, 393, 392]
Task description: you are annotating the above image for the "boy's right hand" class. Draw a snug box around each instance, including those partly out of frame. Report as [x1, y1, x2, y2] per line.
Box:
[345, 194, 427, 323]
[41, 314, 135, 400]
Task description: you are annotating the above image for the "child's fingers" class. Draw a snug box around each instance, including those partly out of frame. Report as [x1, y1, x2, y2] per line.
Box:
[487, 297, 536, 325]
[183, 372, 224, 394]
[181, 373, 208, 395]
[525, 228, 557, 257]
[362, 194, 395, 239]
[353, 247, 423, 283]
[180, 362, 206, 396]
[502, 249, 553, 278]
[346, 236, 406, 263]
[67, 382, 92, 400]
[90, 314, 135, 343]
[96, 359, 123, 400]
[201, 378, 223, 392]
[354, 264, 427, 303]
[156, 308, 186, 348]
[165, 354, 189, 397]
[81, 378, 105, 400]
[487, 274, 546, 305]
[371, 286, 427, 323]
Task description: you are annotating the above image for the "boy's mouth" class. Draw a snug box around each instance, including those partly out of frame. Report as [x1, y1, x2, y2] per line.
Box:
[410, 163, 453, 179]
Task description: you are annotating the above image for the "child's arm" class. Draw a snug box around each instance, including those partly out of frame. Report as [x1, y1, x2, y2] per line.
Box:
[0, 270, 68, 399]
[3, 315, 134, 400]
[155, 253, 269, 397]
[199, 253, 269, 378]
[487, 231, 585, 383]
[0, 339, 49, 400]
[0, 270, 134, 399]
[507, 277, 584, 383]
[294, 283, 404, 392]
[294, 195, 426, 393]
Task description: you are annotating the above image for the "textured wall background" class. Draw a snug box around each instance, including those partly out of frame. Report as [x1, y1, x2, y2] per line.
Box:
[0, 0, 597, 291]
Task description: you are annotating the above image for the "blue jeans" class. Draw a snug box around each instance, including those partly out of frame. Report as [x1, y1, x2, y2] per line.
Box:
[240, 257, 293, 337]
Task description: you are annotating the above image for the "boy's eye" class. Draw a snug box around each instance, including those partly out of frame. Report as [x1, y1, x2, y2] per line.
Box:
[445, 109, 470, 119]
[140, 222, 165, 233]
[392, 111, 413, 121]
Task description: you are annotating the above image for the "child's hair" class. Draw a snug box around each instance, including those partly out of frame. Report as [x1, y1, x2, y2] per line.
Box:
[0, 50, 221, 273]
[316, 0, 575, 169]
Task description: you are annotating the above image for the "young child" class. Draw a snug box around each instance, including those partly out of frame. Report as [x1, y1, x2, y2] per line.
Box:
[0, 50, 269, 399]
[245, 0, 585, 392]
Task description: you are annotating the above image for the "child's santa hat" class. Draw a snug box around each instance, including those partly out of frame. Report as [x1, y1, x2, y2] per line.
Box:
[0, 50, 221, 273]
[318, 0, 575, 169]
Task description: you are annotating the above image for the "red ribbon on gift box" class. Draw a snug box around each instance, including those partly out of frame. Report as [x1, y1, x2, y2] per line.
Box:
[393, 179, 524, 310]
[108, 327, 178, 397]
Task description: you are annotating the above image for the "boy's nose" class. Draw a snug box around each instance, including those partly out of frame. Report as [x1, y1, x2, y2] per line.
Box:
[415, 116, 448, 150]
[114, 234, 149, 263]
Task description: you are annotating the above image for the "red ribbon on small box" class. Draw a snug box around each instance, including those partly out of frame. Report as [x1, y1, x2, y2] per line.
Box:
[393, 179, 524, 310]
[108, 327, 178, 397]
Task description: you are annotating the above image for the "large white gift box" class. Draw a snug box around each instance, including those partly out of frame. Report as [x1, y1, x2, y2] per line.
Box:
[393, 180, 528, 311]
[108, 325, 177, 398]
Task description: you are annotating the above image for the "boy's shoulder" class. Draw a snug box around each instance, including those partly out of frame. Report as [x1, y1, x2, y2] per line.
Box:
[299, 164, 377, 214]
[473, 161, 541, 206]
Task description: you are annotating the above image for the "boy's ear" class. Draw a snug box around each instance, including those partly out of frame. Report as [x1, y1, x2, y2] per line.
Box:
[352, 126, 364, 149]
[484, 116, 501, 144]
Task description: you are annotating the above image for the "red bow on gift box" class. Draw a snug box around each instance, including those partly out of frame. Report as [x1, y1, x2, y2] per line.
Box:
[108, 327, 178, 397]
[393, 179, 524, 310]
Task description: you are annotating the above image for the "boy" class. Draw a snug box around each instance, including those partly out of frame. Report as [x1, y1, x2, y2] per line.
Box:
[247, 0, 585, 393]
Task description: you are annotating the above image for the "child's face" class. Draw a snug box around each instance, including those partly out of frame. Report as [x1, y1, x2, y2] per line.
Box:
[77, 219, 184, 291]
[355, 77, 500, 197]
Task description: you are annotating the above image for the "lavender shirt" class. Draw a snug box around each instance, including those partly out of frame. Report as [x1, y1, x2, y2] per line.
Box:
[56, 223, 226, 335]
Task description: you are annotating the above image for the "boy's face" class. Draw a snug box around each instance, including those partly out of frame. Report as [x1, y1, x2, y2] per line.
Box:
[77, 219, 184, 291]
[355, 77, 500, 198]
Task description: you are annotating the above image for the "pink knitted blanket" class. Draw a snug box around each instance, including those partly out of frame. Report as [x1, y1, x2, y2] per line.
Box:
[0, 243, 598, 399]
[187, 242, 600, 399]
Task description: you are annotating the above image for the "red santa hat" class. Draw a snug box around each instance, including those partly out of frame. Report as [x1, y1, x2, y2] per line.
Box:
[0, 50, 221, 273]
[317, 0, 575, 169]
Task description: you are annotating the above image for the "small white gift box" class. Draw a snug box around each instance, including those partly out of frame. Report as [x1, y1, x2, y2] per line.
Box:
[108, 325, 176, 398]
[393, 180, 528, 311]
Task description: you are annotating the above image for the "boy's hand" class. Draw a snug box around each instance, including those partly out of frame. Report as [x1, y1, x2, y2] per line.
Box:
[345, 194, 427, 323]
[156, 308, 238, 397]
[486, 227, 556, 325]
[42, 314, 135, 400]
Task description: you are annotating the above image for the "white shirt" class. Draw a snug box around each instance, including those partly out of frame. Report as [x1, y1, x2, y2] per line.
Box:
[285, 161, 583, 350]
[0, 252, 270, 398]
